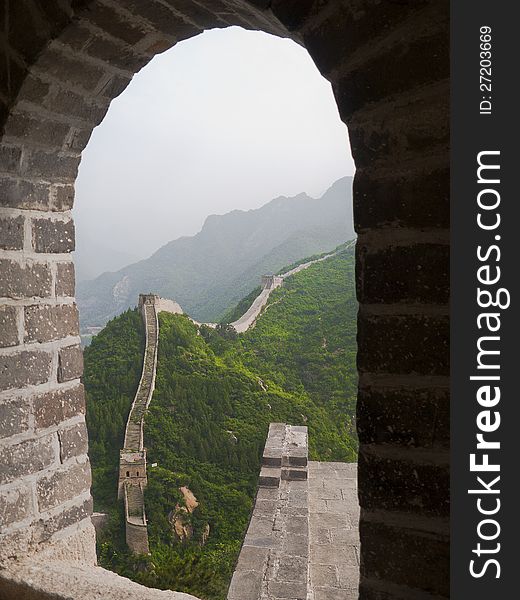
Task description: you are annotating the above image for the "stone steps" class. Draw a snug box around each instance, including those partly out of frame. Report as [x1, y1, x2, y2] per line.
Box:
[125, 483, 145, 519]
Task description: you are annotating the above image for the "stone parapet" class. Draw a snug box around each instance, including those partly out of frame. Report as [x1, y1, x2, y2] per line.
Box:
[228, 424, 309, 600]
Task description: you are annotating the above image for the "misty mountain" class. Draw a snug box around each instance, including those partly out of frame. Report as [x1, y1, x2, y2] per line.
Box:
[74, 232, 140, 283]
[76, 177, 354, 328]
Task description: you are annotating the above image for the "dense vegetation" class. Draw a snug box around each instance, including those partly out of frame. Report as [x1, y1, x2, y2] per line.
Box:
[84, 243, 357, 600]
[83, 309, 145, 508]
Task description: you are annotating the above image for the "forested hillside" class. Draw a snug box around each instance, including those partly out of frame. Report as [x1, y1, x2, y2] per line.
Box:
[83, 243, 357, 600]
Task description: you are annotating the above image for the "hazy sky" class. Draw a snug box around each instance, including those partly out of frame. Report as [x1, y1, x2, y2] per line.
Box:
[74, 26, 355, 280]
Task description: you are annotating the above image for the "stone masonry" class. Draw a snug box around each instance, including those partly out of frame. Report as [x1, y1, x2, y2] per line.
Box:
[228, 423, 311, 600]
[117, 294, 160, 554]
[228, 423, 359, 600]
[0, 2, 449, 598]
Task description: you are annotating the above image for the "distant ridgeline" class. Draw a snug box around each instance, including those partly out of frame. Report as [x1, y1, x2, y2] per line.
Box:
[83, 241, 357, 600]
[77, 176, 355, 329]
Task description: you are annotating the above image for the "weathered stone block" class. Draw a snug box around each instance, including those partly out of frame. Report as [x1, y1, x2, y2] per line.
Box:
[84, 36, 149, 72]
[36, 460, 91, 512]
[57, 24, 92, 52]
[276, 555, 307, 583]
[333, 29, 448, 118]
[0, 350, 52, 391]
[99, 74, 132, 99]
[281, 466, 307, 481]
[16, 75, 51, 105]
[23, 149, 80, 182]
[49, 88, 108, 125]
[0, 145, 23, 173]
[33, 384, 85, 430]
[52, 185, 75, 211]
[59, 421, 88, 462]
[0, 305, 20, 347]
[235, 545, 269, 572]
[24, 303, 79, 343]
[0, 259, 53, 299]
[4, 112, 70, 150]
[268, 580, 307, 599]
[161, 0, 220, 29]
[282, 533, 308, 558]
[357, 386, 449, 448]
[32, 217, 74, 253]
[0, 435, 57, 485]
[358, 450, 449, 517]
[360, 520, 449, 597]
[263, 446, 282, 467]
[0, 215, 24, 250]
[34, 497, 93, 543]
[285, 515, 308, 536]
[227, 569, 263, 600]
[84, 4, 147, 45]
[259, 465, 280, 488]
[358, 244, 449, 304]
[37, 47, 105, 92]
[0, 484, 33, 527]
[118, 0, 201, 40]
[357, 314, 449, 376]
[58, 344, 83, 382]
[0, 396, 29, 438]
[0, 176, 50, 210]
[55, 261, 75, 297]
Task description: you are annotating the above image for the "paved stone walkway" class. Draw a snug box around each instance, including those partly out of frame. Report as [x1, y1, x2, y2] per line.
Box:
[308, 462, 359, 600]
[228, 426, 359, 600]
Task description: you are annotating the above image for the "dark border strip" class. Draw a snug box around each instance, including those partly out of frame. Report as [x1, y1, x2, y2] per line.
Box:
[451, 1, 518, 596]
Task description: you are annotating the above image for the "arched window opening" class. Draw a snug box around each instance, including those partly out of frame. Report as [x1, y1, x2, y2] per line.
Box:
[77, 26, 358, 600]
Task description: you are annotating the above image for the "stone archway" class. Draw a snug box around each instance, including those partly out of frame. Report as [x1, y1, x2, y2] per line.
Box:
[0, 1, 449, 598]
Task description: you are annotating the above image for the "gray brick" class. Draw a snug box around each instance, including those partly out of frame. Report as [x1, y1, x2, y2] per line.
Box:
[55, 261, 75, 297]
[0, 396, 29, 438]
[49, 88, 108, 125]
[4, 112, 70, 149]
[0, 435, 57, 485]
[32, 218, 75, 253]
[276, 555, 307, 583]
[0, 146, 22, 173]
[37, 460, 91, 511]
[37, 47, 105, 92]
[0, 215, 24, 250]
[0, 350, 52, 391]
[0, 177, 50, 210]
[23, 150, 80, 182]
[59, 421, 88, 462]
[33, 384, 85, 430]
[0, 484, 33, 526]
[52, 185, 75, 211]
[0, 305, 19, 347]
[84, 4, 147, 45]
[24, 303, 79, 343]
[268, 580, 307, 599]
[58, 344, 83, 382]
[0, 259, 53, 299]
[227, 569, 263, 600]
[235, 545, 269, 572]
[34, 496, 93, 543]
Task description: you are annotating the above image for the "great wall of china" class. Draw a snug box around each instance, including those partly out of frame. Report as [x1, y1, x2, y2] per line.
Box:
[115, 248, 359, 597]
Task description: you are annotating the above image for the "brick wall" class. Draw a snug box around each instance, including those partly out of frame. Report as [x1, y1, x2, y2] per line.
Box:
[0, 1, 449, 597]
